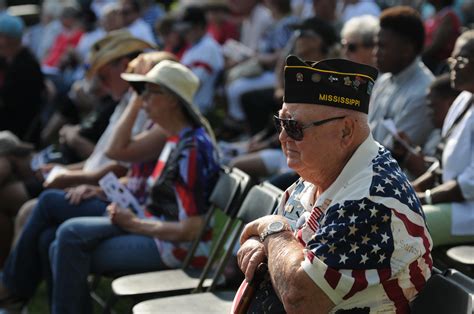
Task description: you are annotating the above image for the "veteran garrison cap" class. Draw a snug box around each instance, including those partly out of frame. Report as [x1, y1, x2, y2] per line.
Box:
[284, 55, 378, 114]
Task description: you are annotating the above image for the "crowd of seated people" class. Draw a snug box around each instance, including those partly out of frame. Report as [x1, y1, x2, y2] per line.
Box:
[0, 0, 472, 312]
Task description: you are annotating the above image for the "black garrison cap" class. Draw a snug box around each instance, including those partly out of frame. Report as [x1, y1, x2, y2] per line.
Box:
[284, 55, 378, 114]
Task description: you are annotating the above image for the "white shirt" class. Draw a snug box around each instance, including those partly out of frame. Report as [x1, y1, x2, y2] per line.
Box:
[83, 92, 149, 172]
[341, 0, 381, 23]
[127, 18, 156, 45]
[240, 4, 274, 52]
[76, 28, 106, 62]
[441, 91, 474, 235]
[181, 35, 224, 114]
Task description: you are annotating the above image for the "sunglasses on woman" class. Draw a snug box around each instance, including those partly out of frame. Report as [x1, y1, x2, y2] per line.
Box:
[273, 115, 346, 141]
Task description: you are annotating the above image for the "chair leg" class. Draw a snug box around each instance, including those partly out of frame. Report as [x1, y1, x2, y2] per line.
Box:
[102, 294, 118, 314]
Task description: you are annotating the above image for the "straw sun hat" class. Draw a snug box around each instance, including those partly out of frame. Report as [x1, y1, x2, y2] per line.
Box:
[86, 30, 155, 78]
[121, 60, 215, 140]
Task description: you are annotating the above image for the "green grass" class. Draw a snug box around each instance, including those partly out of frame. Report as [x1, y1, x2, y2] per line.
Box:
[27, 209, 230, 313]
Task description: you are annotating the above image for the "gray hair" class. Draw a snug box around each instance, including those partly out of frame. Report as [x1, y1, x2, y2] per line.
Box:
[456, 29, 474, 54]
[341, 15, 380, 46]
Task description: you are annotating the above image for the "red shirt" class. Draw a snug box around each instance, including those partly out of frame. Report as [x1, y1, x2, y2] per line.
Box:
[43, 29, 84, 67]
[424, 7, 461, 62]
[207, 21, 239, 45]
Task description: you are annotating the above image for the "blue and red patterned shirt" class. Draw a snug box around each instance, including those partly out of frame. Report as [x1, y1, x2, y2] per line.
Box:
[278, 134, 432, 313]
[139, 126, 220, 268]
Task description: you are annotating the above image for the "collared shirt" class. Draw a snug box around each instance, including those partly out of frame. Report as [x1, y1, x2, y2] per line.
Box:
[442, 91, 474, 235]
[278, 134, 432, 313]
[368, 58, 434, 149]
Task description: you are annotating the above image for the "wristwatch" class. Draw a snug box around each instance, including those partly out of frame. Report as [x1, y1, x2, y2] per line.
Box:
[259, 221, 289, 242]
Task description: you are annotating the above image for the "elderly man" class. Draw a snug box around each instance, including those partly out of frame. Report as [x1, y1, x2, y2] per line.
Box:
[238, 55, 432, 313]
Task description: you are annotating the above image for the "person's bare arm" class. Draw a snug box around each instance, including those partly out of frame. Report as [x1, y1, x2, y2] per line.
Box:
[240, 216, 335, 313]
[59, 124, 95, 160]
[412, 169, 437, 192]
[105, 94, 167, 162]
[417, 179, 465, 205]
[266, 232, 335, 314]
[64, 161, 86, 170]
[108, 203, 204, 241]
[44, 162, 128, 189]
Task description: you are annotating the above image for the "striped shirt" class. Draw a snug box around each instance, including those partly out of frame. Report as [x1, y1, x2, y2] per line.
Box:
[142, 127, 220, 268]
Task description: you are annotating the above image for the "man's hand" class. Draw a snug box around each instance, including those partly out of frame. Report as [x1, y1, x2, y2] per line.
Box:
[65, 184, 104, 205]
[107, 203, 138, 231]
[240, 215, 289, 244]
[237, 237, 266, 281]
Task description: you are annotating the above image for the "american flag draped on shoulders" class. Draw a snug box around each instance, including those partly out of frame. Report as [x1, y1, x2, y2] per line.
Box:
[279, 136, 433, 314]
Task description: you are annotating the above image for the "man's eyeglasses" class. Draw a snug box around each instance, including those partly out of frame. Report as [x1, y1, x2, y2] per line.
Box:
[448, 56, 470, 68]
[273, 115, 346, 141]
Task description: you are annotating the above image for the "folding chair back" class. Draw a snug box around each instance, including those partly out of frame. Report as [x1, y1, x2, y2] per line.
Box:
[132, 182, 284, 314]
[236, 182, 283, 224]
[202, 182, 283, 292]
[410, 268, 473, 314]
[182, 167, 252, 268]
[108, 167, 252, 311]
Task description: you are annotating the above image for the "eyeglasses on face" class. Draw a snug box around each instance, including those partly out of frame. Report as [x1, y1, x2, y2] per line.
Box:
[273, 115, 346, 141]
[341, 40, 373, 53]
[448, 56, 470, 68]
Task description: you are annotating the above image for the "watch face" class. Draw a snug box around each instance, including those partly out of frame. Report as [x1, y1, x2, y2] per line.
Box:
[268, 221, 285, 232]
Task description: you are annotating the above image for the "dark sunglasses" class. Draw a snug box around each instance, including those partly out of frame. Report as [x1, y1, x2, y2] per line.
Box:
[273, 115, 346, 141]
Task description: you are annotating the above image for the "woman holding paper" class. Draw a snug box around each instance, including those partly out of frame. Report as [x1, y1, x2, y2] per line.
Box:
[0, 60, 220, 314]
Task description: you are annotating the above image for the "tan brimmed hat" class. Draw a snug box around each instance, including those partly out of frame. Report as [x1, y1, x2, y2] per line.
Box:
[121, 60, 215, 141]
[86, 30, 155, 78]
[0, 131, 34, 156]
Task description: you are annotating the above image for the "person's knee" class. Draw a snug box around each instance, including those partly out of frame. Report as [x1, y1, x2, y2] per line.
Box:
[15, 199, 37, 230]
[56, 220, 81, 243]
[12, 199, 38, 246]
[227, 79, 247, 98]
[37, 189, 67, 210]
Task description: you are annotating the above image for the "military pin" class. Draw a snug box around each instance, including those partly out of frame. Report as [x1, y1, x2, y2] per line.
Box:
[311, 73, 321, 83]
[296, 72, 304, 82]
[328, 75, 338, 83]
[344, 76, 352, 86]
[352, 79, 361, 90]
[367, 81, 374, 95]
